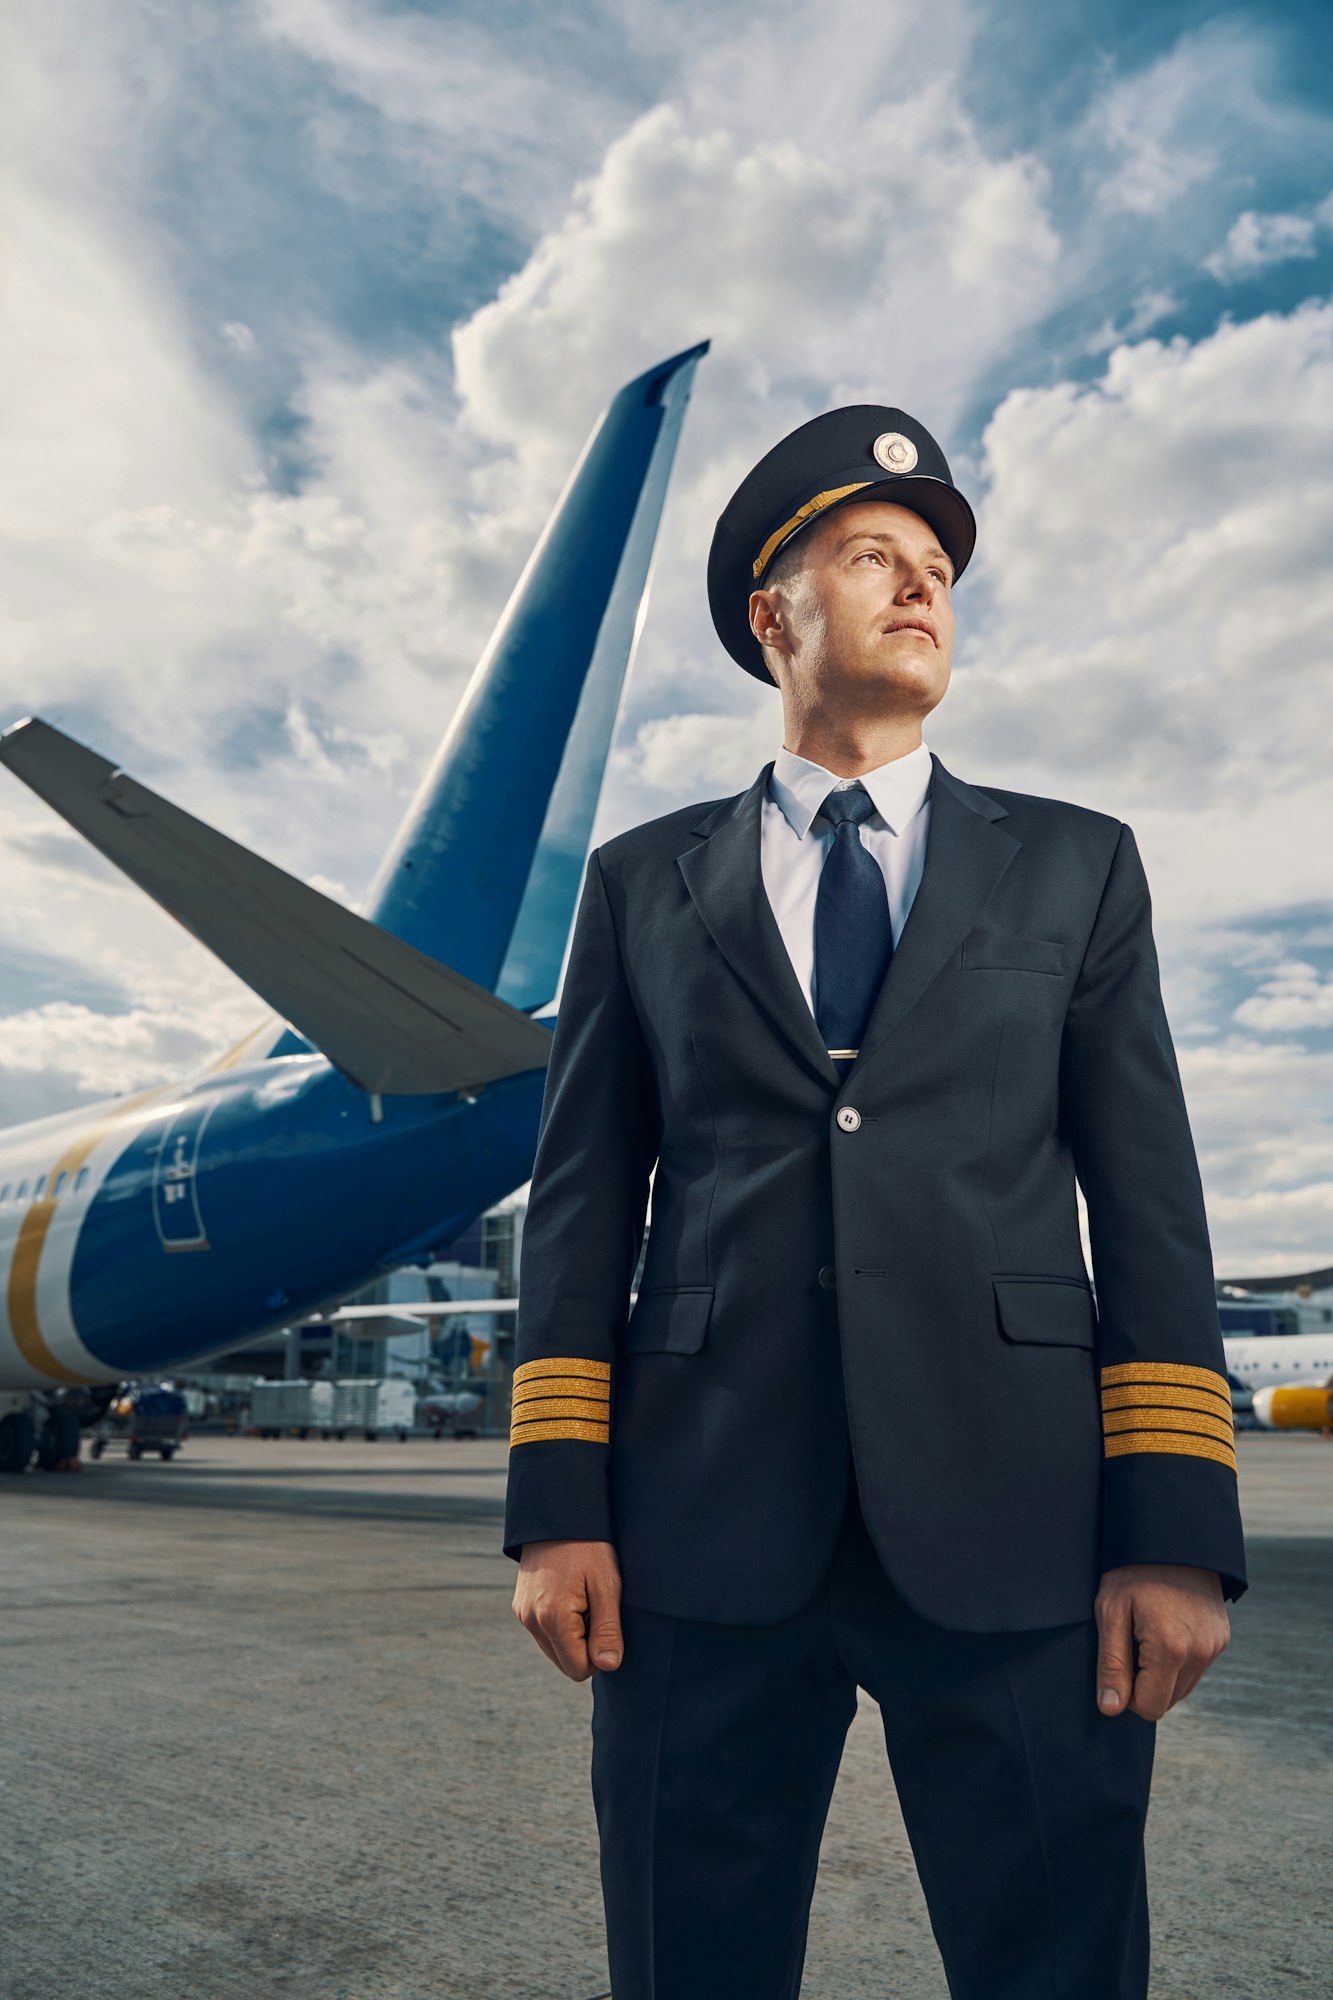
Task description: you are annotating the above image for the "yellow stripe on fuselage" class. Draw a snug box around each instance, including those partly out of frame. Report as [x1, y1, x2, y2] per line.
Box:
[6, 1089, 163, 1384]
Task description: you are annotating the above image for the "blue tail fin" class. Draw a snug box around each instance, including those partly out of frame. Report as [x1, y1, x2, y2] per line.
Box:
[363, 340, 708, 1008]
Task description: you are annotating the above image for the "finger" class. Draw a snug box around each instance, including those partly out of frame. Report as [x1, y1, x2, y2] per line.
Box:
[1166, 1664, 1206, 1709]
[586, 1566, 624, 1672]
[544, 1597, 594, 1681]
[1128, 1647, 1185, 1722]
[1163, 1648, 1217, 1711]
[515, 1580, 584, 1675]
[1128, 1672, 1177, 1722]
[1094, 1593, 1135, 1716]
[522, 1614, 563, 1671]
[513, 1589, 561, 1669]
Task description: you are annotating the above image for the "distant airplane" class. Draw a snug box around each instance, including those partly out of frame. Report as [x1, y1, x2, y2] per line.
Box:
[0, 341, 709, 1473]
[1223, 1331, 1333, 1430]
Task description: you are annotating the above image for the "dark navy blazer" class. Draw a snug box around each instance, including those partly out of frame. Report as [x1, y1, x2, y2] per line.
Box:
[503, 753, 1248, 1630]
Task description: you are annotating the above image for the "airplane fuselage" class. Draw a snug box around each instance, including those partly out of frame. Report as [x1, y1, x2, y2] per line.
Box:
[1223, 1332, 1333, 1390]
[0, 1055, 546, 1390]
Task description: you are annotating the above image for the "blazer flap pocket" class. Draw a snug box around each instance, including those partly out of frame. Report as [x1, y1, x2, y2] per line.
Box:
[993, 1275, 1097, 1348]
[624, 1286, 714, 1355]
[962, 931, 1065, 975]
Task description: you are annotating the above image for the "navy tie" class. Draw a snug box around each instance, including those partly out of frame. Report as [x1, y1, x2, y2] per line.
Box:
[814, 783, 893, 1072]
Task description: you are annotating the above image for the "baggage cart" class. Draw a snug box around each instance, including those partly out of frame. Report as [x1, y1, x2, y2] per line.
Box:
[250, 1378, 335, 1437]
[89, 1385, 189, 1462]
[330, 1377, 415, 1440]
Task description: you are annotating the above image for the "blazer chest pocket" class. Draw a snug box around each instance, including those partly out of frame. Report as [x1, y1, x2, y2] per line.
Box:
[624, 1286, 714, 1355]
[962, 931, 1065, 975]
[993, 1274, 1097, 1349]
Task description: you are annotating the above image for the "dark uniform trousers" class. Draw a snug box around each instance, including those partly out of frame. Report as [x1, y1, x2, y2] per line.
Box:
[591, 1468, 1156, 2000]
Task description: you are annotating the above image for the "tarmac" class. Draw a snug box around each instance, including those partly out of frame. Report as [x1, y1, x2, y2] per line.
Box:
[2, 1430, 1330, 1999]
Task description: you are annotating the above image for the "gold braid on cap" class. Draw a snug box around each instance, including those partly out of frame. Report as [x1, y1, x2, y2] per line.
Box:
[752, 482, 873, 580]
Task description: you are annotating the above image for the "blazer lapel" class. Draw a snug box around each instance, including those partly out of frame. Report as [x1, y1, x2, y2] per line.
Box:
[677, 763, 843, 1088]
[676, 752, 1022, 1092]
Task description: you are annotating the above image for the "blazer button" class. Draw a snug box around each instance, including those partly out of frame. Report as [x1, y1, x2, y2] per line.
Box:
[818, 1264, 838, 1290]
[836, 1105, 861, 1132]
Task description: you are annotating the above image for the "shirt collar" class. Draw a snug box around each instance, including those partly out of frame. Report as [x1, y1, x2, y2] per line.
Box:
[767, 739, 934, 840]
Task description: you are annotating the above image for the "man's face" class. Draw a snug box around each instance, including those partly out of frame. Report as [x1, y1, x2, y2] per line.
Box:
[748, 498, 955, 715]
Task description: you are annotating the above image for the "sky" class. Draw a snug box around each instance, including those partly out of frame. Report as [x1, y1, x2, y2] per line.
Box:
[3, 0, 1332, 1275]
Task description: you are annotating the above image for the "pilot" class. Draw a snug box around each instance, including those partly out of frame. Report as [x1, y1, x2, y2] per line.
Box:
[504, 404, 1247, 1999]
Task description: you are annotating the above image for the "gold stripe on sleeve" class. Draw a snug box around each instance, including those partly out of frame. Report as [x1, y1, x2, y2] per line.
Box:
[511, 1391, 610, 1419]
[509, 1417, 611, 1447]
[1100, 1360, 1230, 1399]
[1101, 1383, 1233, 1417]
[512, 1357, 612, 1388]
[509, 1395, 610, 1423]
[1103, 1430, 1237, 1472]
[512, 1374, 610, 1399]
[1102, 1405, 1236, 1447]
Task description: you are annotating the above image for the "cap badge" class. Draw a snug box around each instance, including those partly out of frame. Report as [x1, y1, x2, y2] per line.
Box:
[872, 431, 918, 474]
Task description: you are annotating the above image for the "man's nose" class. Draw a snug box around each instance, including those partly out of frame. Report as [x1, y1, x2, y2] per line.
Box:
[897, 566, 934, 602]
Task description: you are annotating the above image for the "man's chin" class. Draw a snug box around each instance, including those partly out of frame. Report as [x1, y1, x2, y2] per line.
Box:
[852, 657, 944, 699]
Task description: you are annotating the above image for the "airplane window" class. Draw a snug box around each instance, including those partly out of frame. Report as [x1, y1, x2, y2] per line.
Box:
[53, 1171, 68, 1197]
[0, 1185, 8, 1203]
[16, 1180, 28, 1201]
[74, 1166, 90, 1192]
[34, 1175, 47, 1198]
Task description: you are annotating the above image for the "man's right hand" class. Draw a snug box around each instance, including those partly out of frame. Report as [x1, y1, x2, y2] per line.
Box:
[512, 1539, 624, 1680]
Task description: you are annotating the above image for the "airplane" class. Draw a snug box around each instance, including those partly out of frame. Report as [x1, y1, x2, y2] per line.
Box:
[1222, 1331, 1333, 1431]
[0, 340, 709, 1475]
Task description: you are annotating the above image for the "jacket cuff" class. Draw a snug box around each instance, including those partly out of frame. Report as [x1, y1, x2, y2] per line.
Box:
[503, 1439, 615, 1561]
[1100, 1455, 1248, 1602]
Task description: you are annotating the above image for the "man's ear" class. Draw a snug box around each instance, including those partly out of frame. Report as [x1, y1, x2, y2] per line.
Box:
[749, 587, 784, 652]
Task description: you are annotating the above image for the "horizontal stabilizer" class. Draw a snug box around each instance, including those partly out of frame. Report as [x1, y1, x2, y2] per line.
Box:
[0, 718, 552, 1097]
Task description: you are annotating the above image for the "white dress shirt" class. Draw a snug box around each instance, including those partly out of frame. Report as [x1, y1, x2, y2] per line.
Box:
[760, 739, 934, 1022]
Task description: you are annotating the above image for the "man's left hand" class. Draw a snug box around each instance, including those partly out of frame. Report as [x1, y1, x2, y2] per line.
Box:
[1093, 1565, 1230, 1721]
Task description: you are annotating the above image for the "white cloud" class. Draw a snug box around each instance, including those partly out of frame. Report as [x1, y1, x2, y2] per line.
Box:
[1233, 962, 1333, 1033]
[453, 84, 1062, 460]
[1079, 19, 1320, 219]
[252, 0, 645, 230]
[0, 1001, 242, 1106]
[952, 303, 1333, 844]
[1180, 1038, 1333, 1271]
[1204, 208, 1321, 282]
[1084, 288, 1181, 355]
[629, 709, 774, 800]
[1206, 1182, 1333, 1277]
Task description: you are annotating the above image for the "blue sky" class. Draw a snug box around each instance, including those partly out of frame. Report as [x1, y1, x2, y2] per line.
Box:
[3, 0, 1333, 1272]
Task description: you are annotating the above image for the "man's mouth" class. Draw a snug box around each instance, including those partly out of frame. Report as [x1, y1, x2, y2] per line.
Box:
[882, 619, 935, 645]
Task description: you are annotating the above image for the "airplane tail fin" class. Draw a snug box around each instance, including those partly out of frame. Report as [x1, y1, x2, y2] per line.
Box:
[364, 340, 708, 1009]
[0, 345, 707, 1090]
